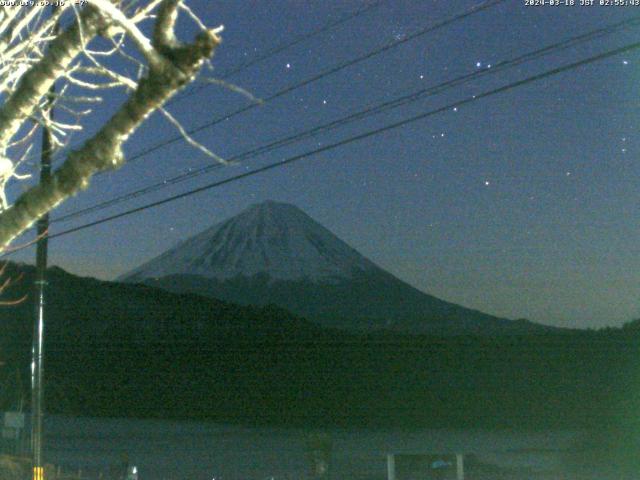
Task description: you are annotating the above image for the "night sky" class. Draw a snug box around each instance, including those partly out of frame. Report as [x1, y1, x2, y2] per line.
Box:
[7, 0, 640, 329]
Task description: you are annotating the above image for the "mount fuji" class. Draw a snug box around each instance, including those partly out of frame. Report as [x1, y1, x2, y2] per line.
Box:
[124, 200, 377, 283]
[120, 201, 547, 334]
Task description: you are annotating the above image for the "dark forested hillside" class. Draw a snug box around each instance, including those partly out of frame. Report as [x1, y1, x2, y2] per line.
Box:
[0, 263, 638, 433]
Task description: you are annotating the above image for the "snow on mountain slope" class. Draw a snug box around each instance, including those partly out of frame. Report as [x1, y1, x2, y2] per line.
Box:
[121, 201, 553, 334]
[122, 201, 378, 283]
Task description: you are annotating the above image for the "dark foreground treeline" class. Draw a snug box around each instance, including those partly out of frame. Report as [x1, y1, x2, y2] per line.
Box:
[0, 263, 639, 435]
[36, 331, 640, 431]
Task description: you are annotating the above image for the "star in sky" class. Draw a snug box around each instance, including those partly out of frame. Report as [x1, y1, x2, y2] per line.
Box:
[35, 0, 640, 329]
[392, 29, 407, 41]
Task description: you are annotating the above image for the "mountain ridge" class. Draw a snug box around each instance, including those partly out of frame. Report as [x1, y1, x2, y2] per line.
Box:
[0, 262, 627, 431]
[121, 201, 553, 334]
[122, 201, 377, 283]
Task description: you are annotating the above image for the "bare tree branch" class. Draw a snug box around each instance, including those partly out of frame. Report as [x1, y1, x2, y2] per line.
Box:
[0, 6, 104, 151]
[0, 1, 222, 249]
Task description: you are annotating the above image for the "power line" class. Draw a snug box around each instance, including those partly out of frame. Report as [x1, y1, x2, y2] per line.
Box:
[28, 0, 385, 170]
[21, 39, 638, 250]
[115, 0, 507, 166]
[52, 15, 640, 224]
[171, 0, 386, 104]
[40, 0, 502, 175]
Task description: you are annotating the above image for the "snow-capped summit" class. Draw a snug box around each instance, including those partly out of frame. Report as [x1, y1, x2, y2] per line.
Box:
[123, 201, 377, 283]
[122, 201, 550, 335]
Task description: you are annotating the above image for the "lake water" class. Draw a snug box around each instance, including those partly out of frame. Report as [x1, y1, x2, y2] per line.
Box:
[34, 415, 593, 480]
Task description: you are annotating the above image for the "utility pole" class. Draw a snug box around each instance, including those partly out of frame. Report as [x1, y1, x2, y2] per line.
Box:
[31, 94, 53, 480]
[31, 43, 55, 480]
